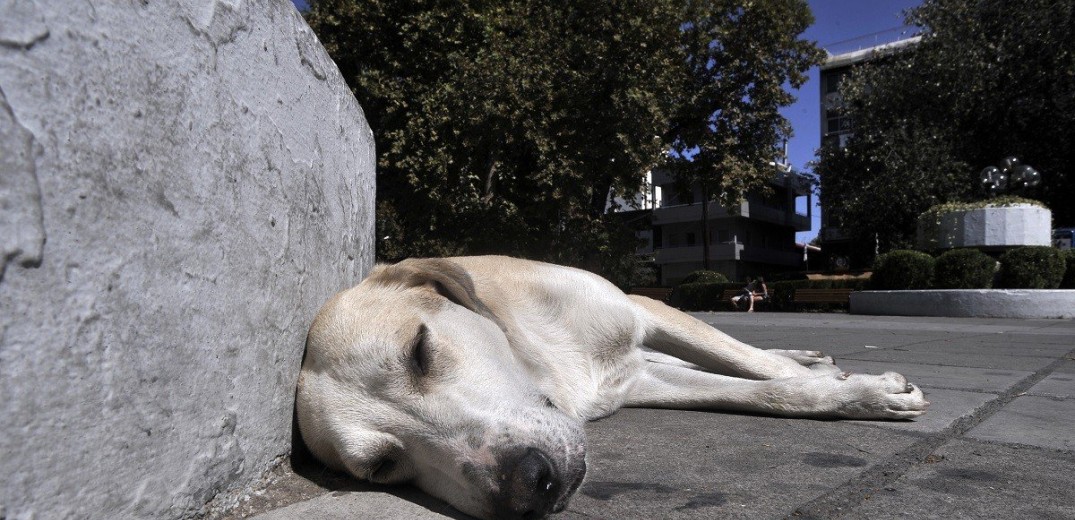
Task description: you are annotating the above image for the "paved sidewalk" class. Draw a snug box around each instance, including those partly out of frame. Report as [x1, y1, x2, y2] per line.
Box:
[233, 313, 1075, 520]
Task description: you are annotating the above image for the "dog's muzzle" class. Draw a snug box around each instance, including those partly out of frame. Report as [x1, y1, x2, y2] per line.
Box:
[492, 447, 586, 519]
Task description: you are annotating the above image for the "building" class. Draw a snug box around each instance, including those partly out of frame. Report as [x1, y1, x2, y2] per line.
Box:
[818, 36, 920, 270]
[628, 167, 812, 286]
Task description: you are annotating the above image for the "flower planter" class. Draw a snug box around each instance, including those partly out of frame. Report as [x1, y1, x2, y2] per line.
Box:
[917, 203, 1051, 251]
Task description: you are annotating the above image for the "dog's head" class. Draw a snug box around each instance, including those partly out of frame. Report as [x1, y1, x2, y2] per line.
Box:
[296, 258, 587, 519]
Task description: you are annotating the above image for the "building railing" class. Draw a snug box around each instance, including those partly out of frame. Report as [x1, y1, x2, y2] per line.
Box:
[654, 243, 742, 264]
[653, 201, 809, 230]
[653, 243, 803, 267]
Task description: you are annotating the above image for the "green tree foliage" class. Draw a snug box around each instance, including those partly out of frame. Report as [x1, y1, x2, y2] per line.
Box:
[305, 0, 820, 283]
[816, 0, 1075, 251]
[668, 0, 822, 207]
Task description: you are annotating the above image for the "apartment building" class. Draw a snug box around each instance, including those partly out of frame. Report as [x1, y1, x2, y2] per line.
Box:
[631, 167, 812, 286]
[819, 36, 920, 270]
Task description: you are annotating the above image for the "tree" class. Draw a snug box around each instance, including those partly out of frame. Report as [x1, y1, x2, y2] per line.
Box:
[666, 0, 823, 268]
[305, 0, 821, 285]
[816, 0, 1075, 251]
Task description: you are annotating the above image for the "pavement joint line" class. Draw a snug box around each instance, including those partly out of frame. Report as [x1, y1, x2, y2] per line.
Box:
[786, 346, 1075, 519]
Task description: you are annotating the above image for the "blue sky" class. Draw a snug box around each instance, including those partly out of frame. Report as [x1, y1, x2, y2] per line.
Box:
[784, 0, 923, 242]
[289, 0, 922, 242]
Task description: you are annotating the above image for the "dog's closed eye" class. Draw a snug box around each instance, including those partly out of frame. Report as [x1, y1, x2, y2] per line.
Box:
[368, 457, 398, 483]
[410, 325, 431, 377]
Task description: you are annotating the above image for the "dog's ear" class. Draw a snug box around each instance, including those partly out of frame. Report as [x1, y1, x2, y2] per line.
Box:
[370, 258, 489, 315]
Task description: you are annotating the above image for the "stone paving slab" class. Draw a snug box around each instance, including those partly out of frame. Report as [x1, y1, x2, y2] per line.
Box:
[965, 395, 1075, 451]
[1026, 360, 1075, 399]
[839, 348, 1058, 371]
[841, 439, 1075, 520]
[844, 388, 996, 435]
[835, 359, 1032, 393]
[887, 338, 1074, 358]
[695, 313, 1073, 335]
[556, 408, 920, 520]
[716, 332, 940, 358]
[253, 490, 456, 520]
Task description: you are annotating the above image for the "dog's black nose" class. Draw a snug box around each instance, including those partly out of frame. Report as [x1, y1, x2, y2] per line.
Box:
[493, 447, 562, 519]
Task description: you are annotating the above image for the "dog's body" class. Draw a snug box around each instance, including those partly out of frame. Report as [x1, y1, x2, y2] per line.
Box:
[297, 256, 928, 519]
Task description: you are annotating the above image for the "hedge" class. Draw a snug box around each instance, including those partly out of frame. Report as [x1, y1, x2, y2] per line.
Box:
[669, 282, 742, 311]
[679, 270, 730, 285]
[871, 250, 935, 290]
[933, 248, 996, 289]
[996, 246, 1065, 289]
[1062, 249, 1075, 289]
[671, 279, 867, 312]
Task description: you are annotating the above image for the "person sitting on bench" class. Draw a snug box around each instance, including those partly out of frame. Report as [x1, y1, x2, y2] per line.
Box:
[731, 277, 768, 312]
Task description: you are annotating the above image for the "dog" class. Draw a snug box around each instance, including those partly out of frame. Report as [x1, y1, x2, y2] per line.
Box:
[296, 256, 928, 519]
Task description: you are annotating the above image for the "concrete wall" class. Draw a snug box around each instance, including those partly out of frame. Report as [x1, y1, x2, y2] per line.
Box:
[852, 290, 1075, 319]
[917, 204, 1052, 250]
[0, 1, 374, 518]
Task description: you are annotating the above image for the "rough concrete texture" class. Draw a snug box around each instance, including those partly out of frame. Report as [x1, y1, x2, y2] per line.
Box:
[0, 1, 374, 518]
[852, 289, 1075, 319]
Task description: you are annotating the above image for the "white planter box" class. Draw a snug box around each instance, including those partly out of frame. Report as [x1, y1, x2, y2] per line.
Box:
[917, 204, 1051, 250]
[852, 290, 1075, 319]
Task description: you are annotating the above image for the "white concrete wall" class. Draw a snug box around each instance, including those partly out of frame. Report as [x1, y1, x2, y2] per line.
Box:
[851, 290, 1075, 319]
[917, 204, 1052, 250]
[0, 1, 375, 518]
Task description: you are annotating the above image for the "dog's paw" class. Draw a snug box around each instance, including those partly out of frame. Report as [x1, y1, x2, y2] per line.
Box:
[836, 371, 929, 420]
[767, 349, 840, 374]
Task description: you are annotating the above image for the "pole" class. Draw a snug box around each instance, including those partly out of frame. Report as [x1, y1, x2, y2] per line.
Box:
[701, 181, 711, 270]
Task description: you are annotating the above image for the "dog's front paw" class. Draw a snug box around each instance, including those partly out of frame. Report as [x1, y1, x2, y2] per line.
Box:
[767, 349, 840, 374]
[836, 371, 929, 420]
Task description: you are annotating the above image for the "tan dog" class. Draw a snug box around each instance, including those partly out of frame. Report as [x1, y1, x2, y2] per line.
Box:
[296, 256, 928, 519]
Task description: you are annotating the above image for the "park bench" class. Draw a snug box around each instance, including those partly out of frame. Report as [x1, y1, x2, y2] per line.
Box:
[721, 288, 742, 302]
[793, 287, 853, 305]
[722, 287, 768, 311]
[630, 287, 673, 302]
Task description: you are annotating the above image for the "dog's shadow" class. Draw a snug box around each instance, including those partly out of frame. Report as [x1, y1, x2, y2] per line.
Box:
[289, 415, 477, 519]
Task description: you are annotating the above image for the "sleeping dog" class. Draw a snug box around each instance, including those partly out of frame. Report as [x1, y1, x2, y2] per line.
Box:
[296, 257, 928, 519]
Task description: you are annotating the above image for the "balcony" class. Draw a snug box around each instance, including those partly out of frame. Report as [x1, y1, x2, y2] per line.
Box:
[744, 203, 811, 231]
[654, 242, 805, 268]
[652, 202, 728, 226]
[654, 243, 742, 264]
[740, 247, 804, 267]
[652, 201, 810, 231]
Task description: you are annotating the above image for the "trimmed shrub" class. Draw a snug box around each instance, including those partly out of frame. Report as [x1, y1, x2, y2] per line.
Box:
[1061, 249, 1075, 289]
[933, 249, 996, 289]
[870, 250, 935, 290]
[669, 282, 741, 311]
[668, 271, 731, 310]
[679, 270, 730, 285]
[996, 246, 1065, 289]
[670, 279, 870, 312]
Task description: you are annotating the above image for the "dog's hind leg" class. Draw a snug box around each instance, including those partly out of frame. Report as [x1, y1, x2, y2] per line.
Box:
[624, 362, 928, 420]
[628, 295, 816, 380]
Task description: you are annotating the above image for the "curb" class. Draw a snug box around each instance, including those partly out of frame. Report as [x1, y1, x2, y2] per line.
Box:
[851, 289, 1075, 319]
